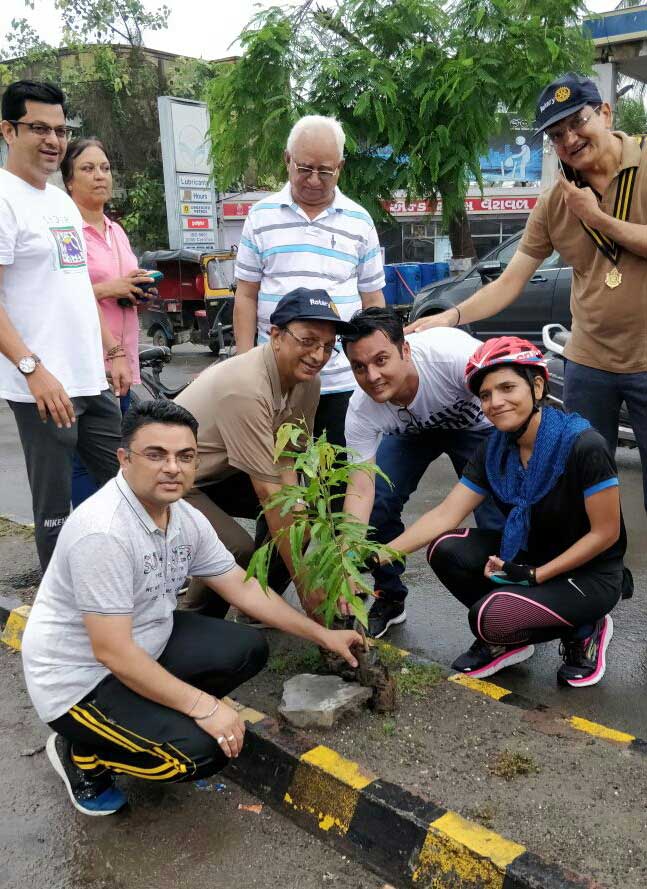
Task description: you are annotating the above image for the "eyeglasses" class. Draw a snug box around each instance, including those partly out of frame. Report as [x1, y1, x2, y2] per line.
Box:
[546, 106, 601, 145]
[292, 160, 340, 180]
[7, 120, 73, 140]
[283, 326, 339, 356]
[128, 448, 199, 467]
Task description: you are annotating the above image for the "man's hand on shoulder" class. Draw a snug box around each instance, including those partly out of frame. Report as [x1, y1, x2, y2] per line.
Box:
[27, 364, 75, 428]
[557, 175, 601, 227]
[405, 310, 454, 334]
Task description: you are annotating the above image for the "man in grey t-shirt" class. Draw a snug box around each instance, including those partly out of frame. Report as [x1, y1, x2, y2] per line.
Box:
[22, 399, 361, 817]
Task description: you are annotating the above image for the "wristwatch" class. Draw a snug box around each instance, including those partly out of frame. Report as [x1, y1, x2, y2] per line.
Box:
[17, 354, 41, 375]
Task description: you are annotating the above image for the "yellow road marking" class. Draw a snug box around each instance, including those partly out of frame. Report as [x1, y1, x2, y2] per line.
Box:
[1, 604, 31, 651]
[413, 811, 525, 886]
[448, 673, 511, 701]
[300, 745, 376, 789]
[568, 716, 634, 744]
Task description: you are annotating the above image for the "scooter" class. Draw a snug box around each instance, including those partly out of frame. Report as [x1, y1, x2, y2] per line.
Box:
[542, 323, 636, 449]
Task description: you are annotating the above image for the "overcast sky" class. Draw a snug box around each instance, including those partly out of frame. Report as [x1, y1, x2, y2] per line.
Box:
[0, 0, 619, 61]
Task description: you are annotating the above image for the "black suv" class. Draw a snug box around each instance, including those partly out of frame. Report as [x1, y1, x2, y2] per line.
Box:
[408, 232, 572, 346]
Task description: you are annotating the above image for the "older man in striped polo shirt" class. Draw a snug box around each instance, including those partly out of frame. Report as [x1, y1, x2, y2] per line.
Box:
[234, 114, 385, 446]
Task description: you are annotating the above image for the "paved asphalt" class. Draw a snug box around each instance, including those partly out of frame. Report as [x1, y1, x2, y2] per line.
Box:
[2, 343, 646, 738]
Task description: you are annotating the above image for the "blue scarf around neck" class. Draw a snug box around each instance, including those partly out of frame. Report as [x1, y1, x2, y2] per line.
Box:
[485, 407, 590, 561]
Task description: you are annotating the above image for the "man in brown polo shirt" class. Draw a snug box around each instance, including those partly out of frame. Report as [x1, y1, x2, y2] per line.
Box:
[175, 287, 353, 617]
[408, 73, 647, 514]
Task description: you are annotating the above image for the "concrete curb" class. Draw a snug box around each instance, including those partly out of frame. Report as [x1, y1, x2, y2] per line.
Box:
[1, 597, 608, 888]
[226, 710, 605, 889]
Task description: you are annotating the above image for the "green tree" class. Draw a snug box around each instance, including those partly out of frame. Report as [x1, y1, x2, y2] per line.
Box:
[615, 96, 647, 136]
[206, 0, 593, 259]
[0, 0, 215, 251]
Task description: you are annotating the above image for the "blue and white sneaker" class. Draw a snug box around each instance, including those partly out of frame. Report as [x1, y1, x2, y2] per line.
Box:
[46, 733, 127, 816]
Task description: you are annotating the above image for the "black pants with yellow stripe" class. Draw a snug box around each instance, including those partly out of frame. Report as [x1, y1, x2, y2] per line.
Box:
[48, 611, 269, 784]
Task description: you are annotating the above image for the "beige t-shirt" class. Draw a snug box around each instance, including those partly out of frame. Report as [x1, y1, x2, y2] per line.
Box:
[519, 132, 647, 373]
[175, 343, 320, 485]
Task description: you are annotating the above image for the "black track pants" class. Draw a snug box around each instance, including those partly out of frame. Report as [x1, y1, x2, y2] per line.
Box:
[427, 529, 622, 645]
[49, 611, 269, 783]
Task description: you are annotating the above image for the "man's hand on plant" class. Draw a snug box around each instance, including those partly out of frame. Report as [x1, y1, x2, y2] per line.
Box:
[321, 628, 362, 668]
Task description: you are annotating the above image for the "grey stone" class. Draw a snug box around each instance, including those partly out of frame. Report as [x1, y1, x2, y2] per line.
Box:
[278, 673, 373, 728]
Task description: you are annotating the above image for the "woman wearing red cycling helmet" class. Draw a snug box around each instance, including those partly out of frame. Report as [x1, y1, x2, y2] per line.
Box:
[385, 336, 628, 687]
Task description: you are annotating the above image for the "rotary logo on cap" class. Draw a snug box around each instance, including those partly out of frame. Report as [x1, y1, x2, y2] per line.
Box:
[555, 86, 571, 103]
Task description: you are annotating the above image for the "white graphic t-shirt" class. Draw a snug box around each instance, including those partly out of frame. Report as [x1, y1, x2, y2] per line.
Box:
[345, 327, 491, 462]
[0, 169, 107, 401]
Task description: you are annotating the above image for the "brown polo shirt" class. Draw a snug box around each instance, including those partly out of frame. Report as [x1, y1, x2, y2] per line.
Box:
[175, 343, 320, 485]
[519, 131, 647, 373]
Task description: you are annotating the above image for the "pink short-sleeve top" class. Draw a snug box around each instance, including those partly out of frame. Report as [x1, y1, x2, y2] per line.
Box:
[83, 216, 141, 384]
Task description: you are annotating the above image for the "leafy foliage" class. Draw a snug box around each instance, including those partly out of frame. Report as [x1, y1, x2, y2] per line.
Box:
[245, 423, 403, 629]
[0, 1, 219, 250]
[615, 97, 647, 137]
[206, 0, 594, 255]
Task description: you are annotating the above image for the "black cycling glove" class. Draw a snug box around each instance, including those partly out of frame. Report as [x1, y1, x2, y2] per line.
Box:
[492, 561, 537, 586]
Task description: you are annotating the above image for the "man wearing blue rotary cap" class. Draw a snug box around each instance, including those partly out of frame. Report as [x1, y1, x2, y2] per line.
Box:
[408, 72, 647, 520]
[176, 287, 353, 620]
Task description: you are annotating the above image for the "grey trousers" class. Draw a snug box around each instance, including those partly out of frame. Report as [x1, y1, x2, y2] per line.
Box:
[8, 390, 121, 571]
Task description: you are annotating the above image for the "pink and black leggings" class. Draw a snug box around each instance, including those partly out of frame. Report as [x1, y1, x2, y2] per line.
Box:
[427, 529, 622, 645]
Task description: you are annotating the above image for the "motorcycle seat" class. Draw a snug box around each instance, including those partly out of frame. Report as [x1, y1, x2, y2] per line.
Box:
[138, 346, 171, 365]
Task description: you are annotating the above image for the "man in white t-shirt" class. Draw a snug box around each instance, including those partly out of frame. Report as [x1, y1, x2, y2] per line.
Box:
[341, 307, 503, 638]
[0, 81, 130, 569]
[22, 398, 361, 816]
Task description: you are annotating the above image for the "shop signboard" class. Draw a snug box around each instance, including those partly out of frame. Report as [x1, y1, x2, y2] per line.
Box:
[158, 97, 220, 250]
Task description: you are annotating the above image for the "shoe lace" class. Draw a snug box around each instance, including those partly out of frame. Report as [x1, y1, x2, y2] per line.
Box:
[559, 637, 587, 666]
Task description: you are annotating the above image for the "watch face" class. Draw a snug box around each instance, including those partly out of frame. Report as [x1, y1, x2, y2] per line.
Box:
[18, 356, 36, 374]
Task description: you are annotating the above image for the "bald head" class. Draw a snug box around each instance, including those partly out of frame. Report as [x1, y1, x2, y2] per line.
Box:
[285, 115, 345, 213]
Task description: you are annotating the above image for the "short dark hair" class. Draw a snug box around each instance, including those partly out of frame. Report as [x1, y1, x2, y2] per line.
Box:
[121, 399, 199, 449]
[61, 137, 108, 190]
[340, 306, 405, 355]
[1, 80, 67, 122]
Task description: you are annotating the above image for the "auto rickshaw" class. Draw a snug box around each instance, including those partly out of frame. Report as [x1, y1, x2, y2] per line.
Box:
[138, 248, 237, 355]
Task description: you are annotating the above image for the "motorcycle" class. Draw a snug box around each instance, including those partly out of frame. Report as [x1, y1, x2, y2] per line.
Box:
[542, 323, 636, 449]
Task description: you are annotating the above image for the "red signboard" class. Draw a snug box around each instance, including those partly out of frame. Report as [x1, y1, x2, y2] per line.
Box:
[187, 217, 211, 229]
[222, 196, 538, 220]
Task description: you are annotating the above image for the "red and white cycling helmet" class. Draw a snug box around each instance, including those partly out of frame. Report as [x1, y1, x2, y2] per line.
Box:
[465, 336, 549, 396]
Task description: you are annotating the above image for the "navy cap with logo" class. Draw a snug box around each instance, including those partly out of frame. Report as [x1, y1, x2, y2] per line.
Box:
[534, 73, 602, 136]
[269, 287, 355, 333]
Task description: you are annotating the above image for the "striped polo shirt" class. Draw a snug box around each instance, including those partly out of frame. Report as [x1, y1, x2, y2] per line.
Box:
[234, 183, 385, 394]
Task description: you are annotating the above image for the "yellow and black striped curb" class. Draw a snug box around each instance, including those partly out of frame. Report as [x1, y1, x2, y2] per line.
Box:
[0, 598, 613, 887]
[226, 704, 605, 889]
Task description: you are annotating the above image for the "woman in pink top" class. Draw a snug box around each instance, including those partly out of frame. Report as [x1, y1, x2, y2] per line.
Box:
[61, 138, 155, 504]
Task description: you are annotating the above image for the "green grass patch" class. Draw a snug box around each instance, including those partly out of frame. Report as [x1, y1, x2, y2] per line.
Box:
[395, 661, 443, 696]
[0, 517, 34, 539]
[267, 645, 322, 675]
[489, 750, 540, 781]
[381, 718, 396, 736]
[373, 640, 409, 668]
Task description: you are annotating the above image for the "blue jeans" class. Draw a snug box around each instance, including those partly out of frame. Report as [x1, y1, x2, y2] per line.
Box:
[369, 426, 504, 602]
[71, 392, 130, 507]
[564, 359, 647, 512]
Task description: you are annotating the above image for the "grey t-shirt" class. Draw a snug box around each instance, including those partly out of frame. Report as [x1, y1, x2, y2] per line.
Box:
[21, 472, 236, 722]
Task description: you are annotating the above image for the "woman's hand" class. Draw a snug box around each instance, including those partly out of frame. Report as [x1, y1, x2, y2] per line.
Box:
[109, 355, 132, 397]
[95, 269, 154, 303]
[194, 697, 246, 758]
[484, 555, 505, 579]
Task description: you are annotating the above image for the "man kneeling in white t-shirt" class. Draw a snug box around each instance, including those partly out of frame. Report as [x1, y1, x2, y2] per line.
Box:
[341, 307, 504, 639]
[21, 399, 361, 816]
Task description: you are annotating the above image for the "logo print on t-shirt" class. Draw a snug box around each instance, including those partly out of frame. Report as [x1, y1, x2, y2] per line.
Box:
[50, 226, 85, 269]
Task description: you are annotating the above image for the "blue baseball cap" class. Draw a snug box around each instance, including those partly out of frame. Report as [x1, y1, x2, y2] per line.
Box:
[269, 287, 354, 333]
[534, 73, 602, 136]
